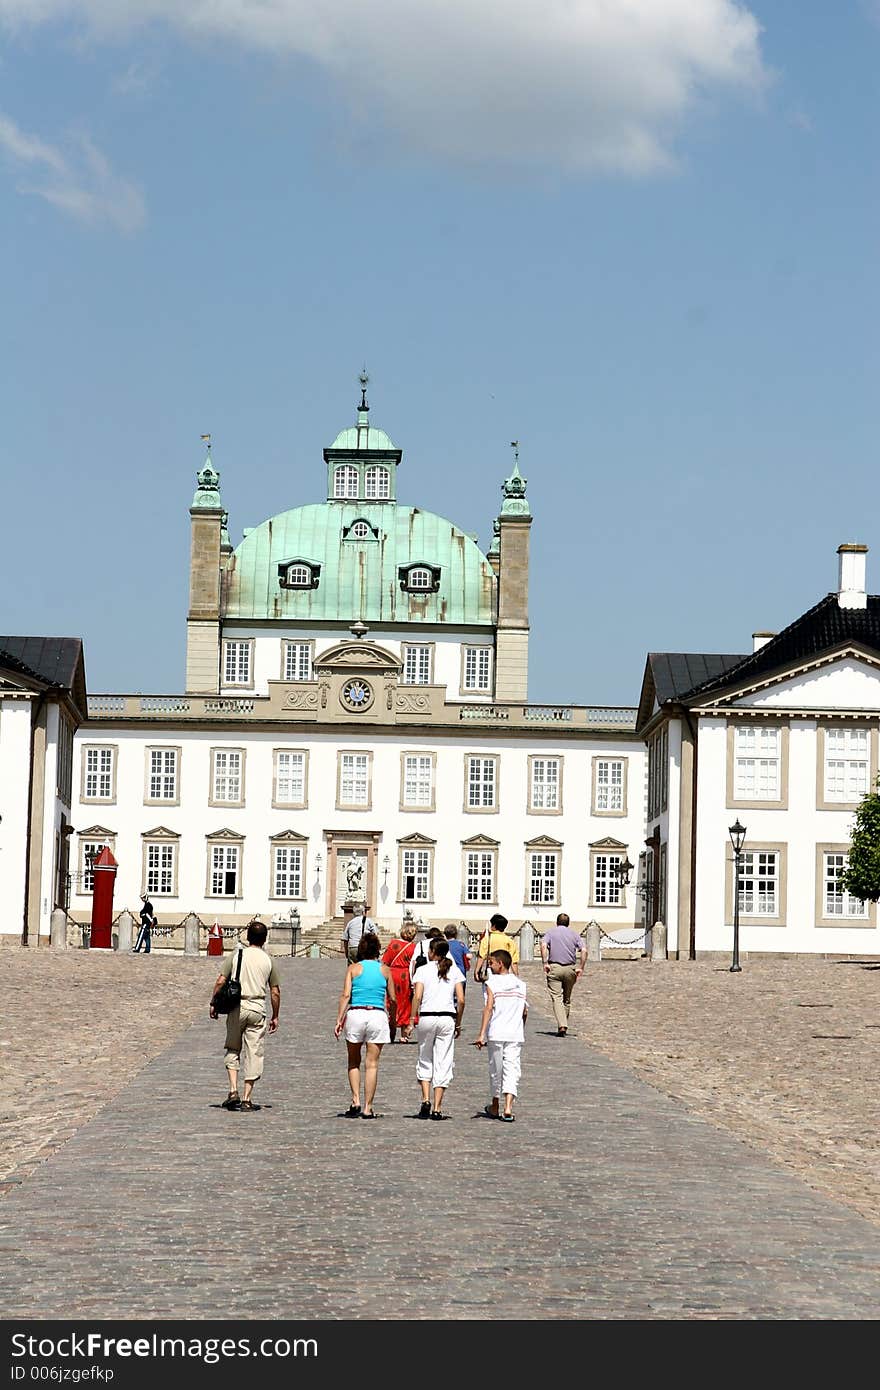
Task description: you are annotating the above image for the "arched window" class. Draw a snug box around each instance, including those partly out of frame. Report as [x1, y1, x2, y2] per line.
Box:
[334, 465, 358, 499]
[286, 564, 312, 587]
[407, 566, 433, 590]
[364, 465, 389, 499]
[350, 520, 370, 539]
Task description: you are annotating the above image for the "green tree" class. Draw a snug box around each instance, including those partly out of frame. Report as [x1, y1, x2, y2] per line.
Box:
[841, 779, 880, 903]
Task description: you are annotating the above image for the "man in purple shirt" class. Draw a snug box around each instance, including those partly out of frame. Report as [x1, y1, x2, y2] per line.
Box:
[539, 912, 587, 1037]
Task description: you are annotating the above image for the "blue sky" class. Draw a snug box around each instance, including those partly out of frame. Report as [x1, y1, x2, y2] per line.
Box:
[1, 1, 878, 705]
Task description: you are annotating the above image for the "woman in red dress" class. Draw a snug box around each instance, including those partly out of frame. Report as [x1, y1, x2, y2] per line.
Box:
[382, 923, 417, 1041]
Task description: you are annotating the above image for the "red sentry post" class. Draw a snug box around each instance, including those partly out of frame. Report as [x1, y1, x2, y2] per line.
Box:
[90, 845, 118, 950]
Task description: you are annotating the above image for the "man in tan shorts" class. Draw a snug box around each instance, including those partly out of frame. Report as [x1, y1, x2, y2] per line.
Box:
[210, 919, 281, 1111]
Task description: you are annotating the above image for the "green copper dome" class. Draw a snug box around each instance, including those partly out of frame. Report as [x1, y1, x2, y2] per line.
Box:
[224, 502, 496, 626]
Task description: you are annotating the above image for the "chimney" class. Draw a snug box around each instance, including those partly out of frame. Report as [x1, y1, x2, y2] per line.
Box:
[837, 543, 868, 610]
[752, 632, 776, 653]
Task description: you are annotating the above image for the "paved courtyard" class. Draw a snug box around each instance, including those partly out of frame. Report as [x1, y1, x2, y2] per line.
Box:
[1, 947, 879, 1319]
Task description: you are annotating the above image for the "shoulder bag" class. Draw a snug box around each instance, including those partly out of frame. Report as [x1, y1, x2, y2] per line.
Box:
[213, 946, 243, 1014]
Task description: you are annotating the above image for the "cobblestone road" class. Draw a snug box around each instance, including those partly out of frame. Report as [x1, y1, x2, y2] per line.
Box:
[1, 948, 880, 1319]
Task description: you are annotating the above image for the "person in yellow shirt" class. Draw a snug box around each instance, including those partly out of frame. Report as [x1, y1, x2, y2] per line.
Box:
[473, 913, 520, 981]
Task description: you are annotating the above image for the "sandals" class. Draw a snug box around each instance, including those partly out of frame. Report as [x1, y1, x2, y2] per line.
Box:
[483, 1104, 499, 1119]
[360, 1111, 378, 1119]
[222, 1093, 240, 1111]
[239, 1099, 261, 1112]
[343, 1104, 362, 1118]
[500, 1113, 515, 1122]
[417, 1101, 431, 1118]
[430, 1111, 446, 1121]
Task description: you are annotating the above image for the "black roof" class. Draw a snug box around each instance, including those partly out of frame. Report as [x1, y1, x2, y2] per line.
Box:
[684, 593, 880, 701]
[650, 652, 747, 705]
[0, 637, 87, 719]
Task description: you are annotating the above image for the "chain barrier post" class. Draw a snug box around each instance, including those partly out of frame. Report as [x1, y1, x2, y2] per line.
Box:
[184, 912, 200, 956]
[50, 907, 68, 950]
[116, 909, 134, 953]
[586, 921, 601, 961]
[651, 920, 667, 961]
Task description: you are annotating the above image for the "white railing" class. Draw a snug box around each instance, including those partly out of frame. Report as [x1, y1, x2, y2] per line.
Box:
[459, 705, 510, 720]
[140, 697, 191, 712]
[87, 695, 125, 713]
[524, 705, 573, 721]
[586, 707, 638, 728]
[204, 698, 256, 714]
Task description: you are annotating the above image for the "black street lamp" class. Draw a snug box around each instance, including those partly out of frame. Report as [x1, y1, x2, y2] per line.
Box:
[611, 856, 655, 924]
[289, 906, 301, 956]
[728, 819, 747, 973]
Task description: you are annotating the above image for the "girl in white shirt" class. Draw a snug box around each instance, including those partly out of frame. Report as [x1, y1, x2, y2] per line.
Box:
[404, 938, 465, 1120]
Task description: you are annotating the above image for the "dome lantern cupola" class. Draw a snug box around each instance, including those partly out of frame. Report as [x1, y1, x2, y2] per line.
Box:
[323, 371, 402, 503]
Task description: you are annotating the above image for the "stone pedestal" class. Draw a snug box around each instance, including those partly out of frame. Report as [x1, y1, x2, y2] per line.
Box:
[184, 913, 200, 956]
[50, 908, 68, 950]
[586, 922, 601, 962]
[651, 920, 668, 962]
[116, 910, 134, 953]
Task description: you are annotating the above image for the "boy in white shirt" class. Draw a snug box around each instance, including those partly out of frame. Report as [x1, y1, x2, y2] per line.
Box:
[472, 949, 528, 1122]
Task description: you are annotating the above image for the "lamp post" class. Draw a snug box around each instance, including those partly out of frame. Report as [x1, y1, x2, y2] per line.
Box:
[289, 905, 301, 957]
[383, 854, 390, 884]
[728, 819, 746, 973]
[611, 856, 655, 924]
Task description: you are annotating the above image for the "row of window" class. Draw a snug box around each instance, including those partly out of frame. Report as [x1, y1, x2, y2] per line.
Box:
[724, 845, 871, 926]
[730, 724, 876, 807]
[332, 464, 391, 499]
[80, 746, 630, 816]
[77, 836, 631, 908]
[277, 558, 438, 594]
[221, 640, 494, 692]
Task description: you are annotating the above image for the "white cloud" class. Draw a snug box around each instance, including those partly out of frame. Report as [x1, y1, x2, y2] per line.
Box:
[0, 112, 145, 230]
[0, 0, 768, 174]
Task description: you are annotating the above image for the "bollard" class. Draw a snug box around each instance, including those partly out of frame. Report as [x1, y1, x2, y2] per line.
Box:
[309, 942, 321, 959]
[116, 910, 134, 953]
[586, 921, 601, 962]
[184, 913, 200, 956]
[651, 920, 668, 962]
[50, 907, 68, 950]
[518, 921, 536, 963]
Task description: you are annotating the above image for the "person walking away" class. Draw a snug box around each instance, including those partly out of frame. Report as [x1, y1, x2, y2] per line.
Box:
[403, 937, 465, 1120]
[443, 925, 471, 986]
[341, 901, 380, 963]
[134, 894, 154, 953]
[334, 933, 395, 1118]
[209, 919, 280, 1112]
[473, 913, 520, 982]
[473, 950, 528, 1121]
[381, 922, 417, 1041]
[409, 926, 443, 983]
[539, 912, 587, 1036]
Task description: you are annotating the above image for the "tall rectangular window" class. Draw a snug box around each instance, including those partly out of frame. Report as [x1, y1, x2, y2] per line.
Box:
[647, 726, 668, 818]
[824, 729, 869, 803]
[463, 646, 492, 692]
[823, 852, 867, 918]
[467, 756, 497, 809]
[465, 851, 496, 903]
[273, 844, 304, 898]
[210, 844, 240, 896]
[739, 850, 778, 916]
[592, 853, 623, 906]
[734, 726, 780, 800]
[212, 749, 243, 804]
[339, 753, 370, 807]
[401, 847, 432, 901]
[529, 757, 560, 811]
[528, 852, 558, 905]
[57, 716, 74, 803]
[594, 758, 624, 813]
[283, 641, 313, 682]
[402, 645, 431, 685]
[145, 841, 176, 896]
[223, 640, 251, 686]
[275, 751, 306, 806]
[83, 747, 115, 801]
[148, 748, 178, 802]
[402, 755, 433, 809]
[79, 840, 108, 894]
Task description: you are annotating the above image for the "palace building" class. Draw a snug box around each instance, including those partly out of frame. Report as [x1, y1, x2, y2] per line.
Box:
[3, 379, 880, 957]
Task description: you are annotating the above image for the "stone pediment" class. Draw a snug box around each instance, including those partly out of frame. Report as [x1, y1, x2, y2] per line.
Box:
[695, 647, 880, 713]
[205, 827, 245, 841]
[461, 833, 500, 848]
[314, 642, 402, 674]
[398, 832, 437, 846]
[141, 825, 180, 840]
[269, 829, 308, 843]
[525, 834, 564, 849]
[78, 823, 116, 838]
[588, 836, 627, 850]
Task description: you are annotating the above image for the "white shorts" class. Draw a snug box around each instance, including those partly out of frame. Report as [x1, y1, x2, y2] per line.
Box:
[344, 1009, 390, 1045]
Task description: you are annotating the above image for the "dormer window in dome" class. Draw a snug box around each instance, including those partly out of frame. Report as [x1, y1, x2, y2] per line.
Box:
[399, 562, 441, 594]
[333, 465, 359, 499]
[364, 465, 390, 499]
[278, 559, 321, 590]
[343, 518, 378, 542]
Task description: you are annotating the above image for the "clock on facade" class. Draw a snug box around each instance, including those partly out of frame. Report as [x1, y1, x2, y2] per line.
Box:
[340, 678, 374, 713]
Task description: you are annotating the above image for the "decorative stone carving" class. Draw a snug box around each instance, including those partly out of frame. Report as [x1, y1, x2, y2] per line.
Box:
[283, 690, 319, 710]
[315, 642, 402, 674]
[396, 692, 431, 714]
[319, 681, 330, 709]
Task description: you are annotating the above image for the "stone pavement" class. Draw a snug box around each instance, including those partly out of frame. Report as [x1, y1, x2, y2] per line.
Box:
[1, 955, 880, 1319]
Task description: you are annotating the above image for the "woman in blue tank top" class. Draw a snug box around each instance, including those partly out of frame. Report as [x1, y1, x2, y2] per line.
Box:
[334, 932, 395, 1118]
